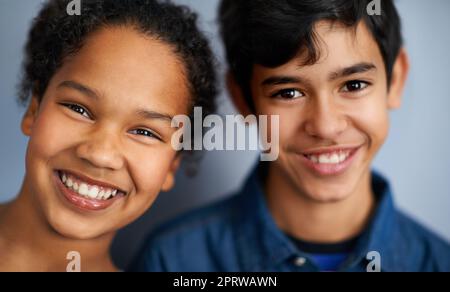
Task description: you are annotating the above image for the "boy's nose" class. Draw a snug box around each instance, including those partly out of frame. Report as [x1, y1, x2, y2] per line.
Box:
[304, 98, 348, 140]
[75, 130, 125, 171]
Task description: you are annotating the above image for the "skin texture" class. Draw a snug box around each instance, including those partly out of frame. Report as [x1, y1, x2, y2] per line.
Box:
[0, 26, 190, 271]
[229, 21, 409, 243]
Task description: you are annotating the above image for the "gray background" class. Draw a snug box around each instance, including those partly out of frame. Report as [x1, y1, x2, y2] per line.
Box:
[0, 0, 449, 269]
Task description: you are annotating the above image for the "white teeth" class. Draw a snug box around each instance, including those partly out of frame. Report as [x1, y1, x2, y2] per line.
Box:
[79, 183, 89, 196]
[88, 186, 99, 199]
[308, 151, 350, 164]
[98, 190, 105, 200]
[329, 153, 339, 164]
[60, 171, 120, 201]
[318, 155, 330, 164]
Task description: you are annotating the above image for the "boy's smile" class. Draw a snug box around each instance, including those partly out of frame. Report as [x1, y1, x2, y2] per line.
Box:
[249, 20, 408, 203]
[297, 145, 363, 176]
[21, 26, 190, 239]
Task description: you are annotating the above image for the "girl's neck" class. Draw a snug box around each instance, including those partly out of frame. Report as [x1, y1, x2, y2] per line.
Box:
[0, 183, 117, 272]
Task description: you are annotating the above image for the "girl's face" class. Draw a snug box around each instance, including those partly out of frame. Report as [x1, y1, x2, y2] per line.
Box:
[21, 26, 189, 239]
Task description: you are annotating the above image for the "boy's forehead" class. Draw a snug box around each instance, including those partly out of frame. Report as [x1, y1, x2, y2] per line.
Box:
[253, 20, 385, 80]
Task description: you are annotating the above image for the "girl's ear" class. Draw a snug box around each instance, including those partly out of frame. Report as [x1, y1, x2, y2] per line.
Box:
[161, 155, 181, 192]
[226, 71, 253, 116]
[21, 96, 40, 137]
[387, 48, 410, 109]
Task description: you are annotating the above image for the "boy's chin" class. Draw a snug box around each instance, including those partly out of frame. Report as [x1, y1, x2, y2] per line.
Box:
[301, 184, 356, 204]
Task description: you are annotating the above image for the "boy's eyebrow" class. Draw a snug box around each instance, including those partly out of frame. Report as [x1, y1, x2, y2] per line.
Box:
[57, 80, 101, 100]
[261, 76, 313, 87]
[328, 62, 377, 81]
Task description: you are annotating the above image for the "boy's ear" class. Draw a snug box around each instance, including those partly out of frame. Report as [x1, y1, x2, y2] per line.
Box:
[226, 71, 252, 116]
[21, 96, 40, 137]
[161, 155, 181, 192]
[387, 48, 410, 109]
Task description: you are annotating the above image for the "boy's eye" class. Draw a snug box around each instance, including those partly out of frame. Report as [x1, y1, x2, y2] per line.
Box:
[129, 128, 161, 141]
[341, 80, 370, 92]
[271, 89, 305, 100]
[62, 103, 92, 119]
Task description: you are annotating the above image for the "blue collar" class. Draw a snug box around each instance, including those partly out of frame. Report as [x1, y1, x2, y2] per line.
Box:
[234, 164, 399, 271]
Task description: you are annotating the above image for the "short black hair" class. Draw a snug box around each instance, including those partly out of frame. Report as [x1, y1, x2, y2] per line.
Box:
[219, 0, 403, 109]
[19, 0, 217, 120]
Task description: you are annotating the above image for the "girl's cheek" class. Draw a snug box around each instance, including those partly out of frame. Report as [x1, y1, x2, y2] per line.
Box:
[129, 148, 176, 193]
[34, 111, 74, 153]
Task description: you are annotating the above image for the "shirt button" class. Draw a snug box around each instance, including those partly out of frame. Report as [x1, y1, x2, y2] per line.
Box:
[294, 257, 307, 267]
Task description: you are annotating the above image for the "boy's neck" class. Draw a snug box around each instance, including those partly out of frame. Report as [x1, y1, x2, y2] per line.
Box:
[265, 164, 376, 244]
[0, 182, 117, 272]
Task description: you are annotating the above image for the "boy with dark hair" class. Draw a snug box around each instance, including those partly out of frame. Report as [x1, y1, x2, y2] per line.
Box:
[133, 0, 450, 271]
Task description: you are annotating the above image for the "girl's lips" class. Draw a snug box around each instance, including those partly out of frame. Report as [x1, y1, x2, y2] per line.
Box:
[298, 146, 361, 176]
[53, 171, 124, 211]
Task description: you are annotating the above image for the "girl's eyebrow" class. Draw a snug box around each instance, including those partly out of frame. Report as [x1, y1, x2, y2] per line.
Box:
[136, 109, 173, 123]
[57, 80, 101, 100]
[58, 80, 174, 123]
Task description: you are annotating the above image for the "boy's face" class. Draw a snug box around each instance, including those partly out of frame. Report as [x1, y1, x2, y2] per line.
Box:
[21, 26, 189, 239]
[248, 21, 408, 202]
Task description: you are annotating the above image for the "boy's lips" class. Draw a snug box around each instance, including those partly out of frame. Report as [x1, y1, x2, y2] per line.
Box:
[53, 170, 127, 211]
[297, 145, 362, 176]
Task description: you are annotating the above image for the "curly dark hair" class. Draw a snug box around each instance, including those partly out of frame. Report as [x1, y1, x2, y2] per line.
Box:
[18, 0, 217, 121]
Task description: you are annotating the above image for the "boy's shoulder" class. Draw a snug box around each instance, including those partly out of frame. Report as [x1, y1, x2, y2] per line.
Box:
[151, 192, 244, 241]
[130, 192, 247, 271]
[391, 209, 450, 271]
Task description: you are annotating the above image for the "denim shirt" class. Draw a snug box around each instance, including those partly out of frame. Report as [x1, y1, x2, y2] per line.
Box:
[131, 166, 450, 272]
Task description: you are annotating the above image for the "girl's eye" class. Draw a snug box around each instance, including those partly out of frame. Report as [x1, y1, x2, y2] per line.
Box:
[62, 103, 92, 119]
[341, 80, 370, 92]
[129, 129, 161, 141]
[271, 89, 305, 100]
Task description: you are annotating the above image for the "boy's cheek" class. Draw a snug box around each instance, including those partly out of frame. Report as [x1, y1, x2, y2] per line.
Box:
[354, 99, 390, 139]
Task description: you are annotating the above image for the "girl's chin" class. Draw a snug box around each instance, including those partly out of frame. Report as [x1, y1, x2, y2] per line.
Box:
[46, 212, 114, 240]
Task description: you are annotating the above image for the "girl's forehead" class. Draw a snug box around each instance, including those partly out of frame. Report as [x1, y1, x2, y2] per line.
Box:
[51, 26, 190, 115]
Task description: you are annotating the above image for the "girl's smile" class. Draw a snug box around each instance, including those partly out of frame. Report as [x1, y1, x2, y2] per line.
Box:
[54, 170, 127, 211]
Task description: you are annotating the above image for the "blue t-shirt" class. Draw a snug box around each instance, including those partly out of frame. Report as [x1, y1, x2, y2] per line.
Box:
[130, 164, 450, 272]
[287, 234, 359, 272]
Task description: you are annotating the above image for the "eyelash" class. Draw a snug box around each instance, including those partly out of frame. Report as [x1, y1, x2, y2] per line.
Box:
[128, 128, 162, 141]
[270, 88, 305, 100]
[340, 80, 371, 93]
[270, 80, 371, 100]
[61, 102, 92, 119]
[61, 102, 162, 142]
